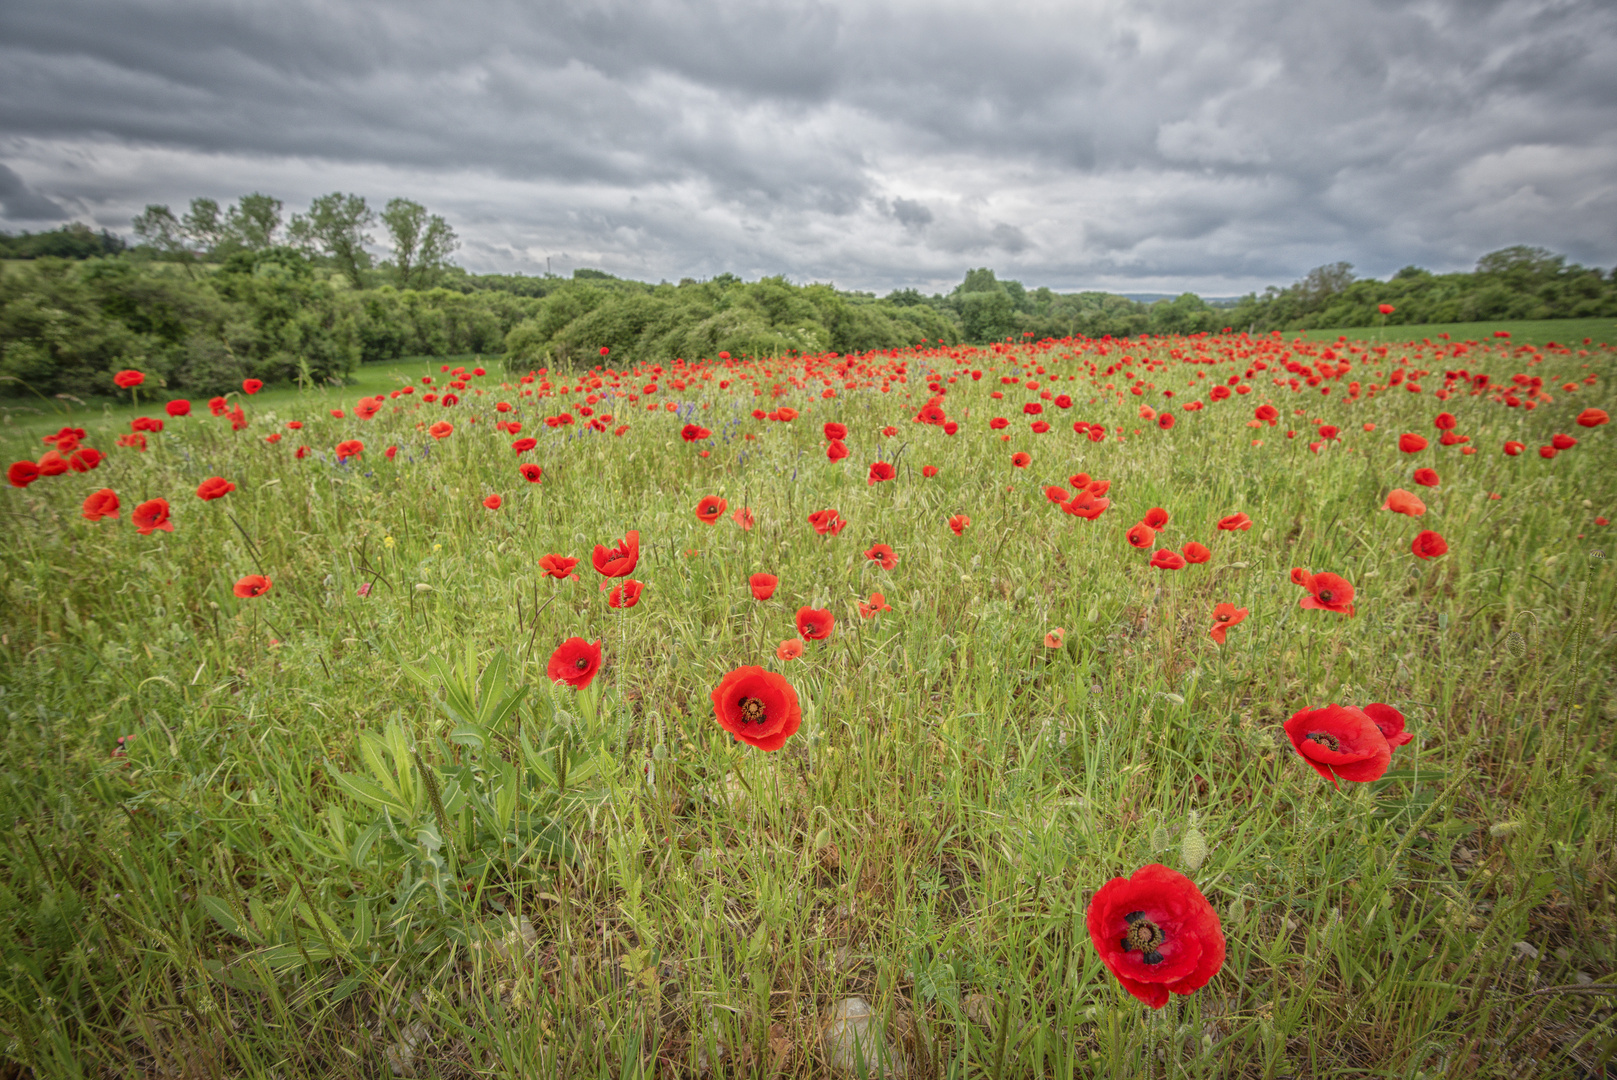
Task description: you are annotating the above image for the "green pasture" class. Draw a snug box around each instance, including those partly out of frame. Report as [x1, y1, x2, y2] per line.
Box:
[1294, 317, 1617, 349]
[0, 338, 1614, 1077]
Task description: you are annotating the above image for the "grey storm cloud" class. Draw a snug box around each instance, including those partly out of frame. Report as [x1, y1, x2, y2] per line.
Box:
[0, 163, 67, 220]
[1, 0, 1614, 293]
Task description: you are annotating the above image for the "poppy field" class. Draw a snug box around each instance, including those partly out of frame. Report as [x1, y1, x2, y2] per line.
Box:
[1, 330, 1614, 1077]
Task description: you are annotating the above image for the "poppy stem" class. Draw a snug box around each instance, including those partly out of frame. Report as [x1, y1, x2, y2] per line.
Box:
[225, 511, 267, 576]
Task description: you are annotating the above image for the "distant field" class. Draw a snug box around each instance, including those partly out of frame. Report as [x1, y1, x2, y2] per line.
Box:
[1, 355, 501, 443]
[1295, 317, 1617, 348]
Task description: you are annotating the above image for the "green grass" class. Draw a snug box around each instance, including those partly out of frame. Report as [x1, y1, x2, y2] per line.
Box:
[1, 356, 500, 444]
[1, 336, 1614, 1077]
[1294, 317, 1617, 349]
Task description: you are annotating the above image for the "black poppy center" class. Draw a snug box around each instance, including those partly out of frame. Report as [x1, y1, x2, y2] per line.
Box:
[1121, 911, 1167, 965]
[739, 697, 767, 726]
[803, 621, 818, 636]
[574, 656, 590, 671]
[1317, 589, 1334, 602]
[1306, 731, 1340, 751]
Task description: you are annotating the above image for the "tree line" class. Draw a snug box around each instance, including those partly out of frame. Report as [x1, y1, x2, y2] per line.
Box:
[1224, 246, 1617, 330]
[3, 187, 1613, 398]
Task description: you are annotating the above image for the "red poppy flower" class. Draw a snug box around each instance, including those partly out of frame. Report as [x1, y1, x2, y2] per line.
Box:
[865, 460, 896, 485]
[695, 496, 728, 524]
[36, 450, 69, 476]
[8, 461, 41, 488]
[547, 637, 602, 690]
[1298, 570, 1355, 616]
[808, 508, 846, 535]
[166, 399, 191, 417]
[1157, 412, 1175, 430]
[1087, 863, 1225, 1010]
[1503, 441, 1525, 456]
[989, 417, 1010, 430]
[334, 439, 363, 462]
[1065, 494, 1110, 520]
[711, 665, 801, 751]
[1551, 433, 1577, 450]
[1216, 512, 1252, 532]
[1087, 479, 1111, 496]
[512, 437, 537, 453]
[1283, 704, 1392, 787]
[428, 421, 453, 439]
[1143, 507, 1169, 530]
[1181, 541, 1210, 564]
[483, 494, 502, 510]
[1539, 445, 1557, 459]
[538, 553, 580, 580]
[1576, 408, 1609, 428]
[1382, 489, 1426, 516]
[116, 432, 147, 452]
[69, 447, 104, 472]
[1398, 433, 1427, 453]
[749, 572, 778, 600]
[857, 592, 891, 618]
[922, 465, 939, 478]
[823, 422, 848, 441]
[355, 398, 381, 420]
[113, 369, 146, 389]
[132, 498, 174, 535]
[681, 424, 711, 442]
[796, 606, 834, 641]
[608, 580, 644, 609]
[1149, 549, 1186, 570]
[131, 416, 164, 434]
[865, 543, 898, 570]
[82, 488, 120, 521]
[1044, 627, 1065, 647]
[242, 378, 263, 395]
[1378, 303, 1395, 315]
[1254, 404, 1278, 425]
[287, 421, 303, 430]
[1044, 486, 1069, 504]
[196, 476, 236, 501]
[1363, 702, 1413, 747]
[1412, 468, 1440, 488]
[1411, 529, 1448, 559]
[592, 530, 639, 577]
[826, 439, 849, 461]
[233, 574, 273, 599]
[207, 396, 228, 416]
[1208, 603, 1246, 644]
[775, 407, 798, 422]
[1433, 412, 1456, 430]
[295, 446, 310, 459]
[949, 514, 970, 536]
[1011, 452, 1032, 468]
[1126, 523, 1157, 549]
[882, 425, 898, 437]
[776, 638, 804, 661]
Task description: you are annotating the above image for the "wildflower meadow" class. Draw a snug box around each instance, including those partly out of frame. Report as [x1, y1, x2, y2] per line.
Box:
[1, 329, 1614, 1077]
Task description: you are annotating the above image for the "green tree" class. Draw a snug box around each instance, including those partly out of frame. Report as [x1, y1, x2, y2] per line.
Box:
[181, 198, 228, 255]
[227, 193, 283, 251]
[130, 205, 190, 261]
[288, 192, 375, 288]
[380, 198, 460, 290]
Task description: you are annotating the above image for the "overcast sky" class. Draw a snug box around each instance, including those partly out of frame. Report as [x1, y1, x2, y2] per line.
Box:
[2, 0, 1614, 295]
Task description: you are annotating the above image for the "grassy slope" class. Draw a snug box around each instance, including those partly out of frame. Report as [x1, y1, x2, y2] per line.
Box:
[0, 337, 1614, 1077]
[1294, 317, 1617, 349]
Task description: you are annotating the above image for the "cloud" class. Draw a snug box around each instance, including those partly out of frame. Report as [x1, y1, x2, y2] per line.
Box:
[0, 0, 1613, 292]
[0, 162, 67, 220]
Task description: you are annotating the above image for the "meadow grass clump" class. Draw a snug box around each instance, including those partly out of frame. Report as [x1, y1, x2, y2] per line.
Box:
[0, 334, 1613, 1077]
